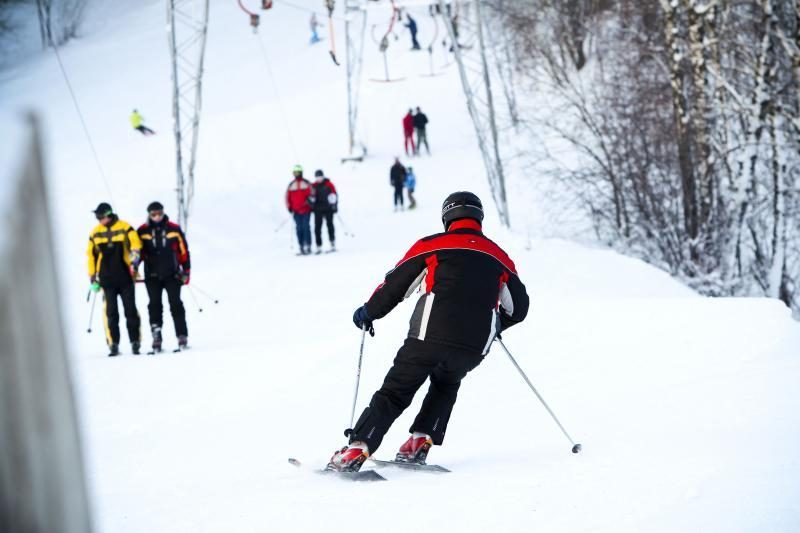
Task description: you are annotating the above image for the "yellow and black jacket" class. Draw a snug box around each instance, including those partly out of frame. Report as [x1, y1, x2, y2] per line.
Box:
[87, 216, 143, 286]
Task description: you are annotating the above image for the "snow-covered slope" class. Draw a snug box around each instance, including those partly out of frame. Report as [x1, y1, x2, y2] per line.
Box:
[1, 1, 799, 531]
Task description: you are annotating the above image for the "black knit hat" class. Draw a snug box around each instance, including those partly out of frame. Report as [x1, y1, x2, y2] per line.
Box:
[147, 201, 164, 212]
[441, 191, 484, 229]
[93, 202, 113, 218]
[314, 169, 324, 177]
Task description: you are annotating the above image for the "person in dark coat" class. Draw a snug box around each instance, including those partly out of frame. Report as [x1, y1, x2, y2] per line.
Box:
[326, 191, 530, 472]
[390, 158, 407, 211]
[405, 13, 421, 50]
[137, 201, 191, 352]
[310, 169, 338, 253]
[413, 107, 430, 155]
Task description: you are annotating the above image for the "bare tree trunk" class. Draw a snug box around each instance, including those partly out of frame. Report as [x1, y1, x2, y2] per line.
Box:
[660, 1, 697, 249]
[684, 0, 712, 239]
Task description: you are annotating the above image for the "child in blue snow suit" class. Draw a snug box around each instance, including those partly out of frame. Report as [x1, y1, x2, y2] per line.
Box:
[406, 166, 417, 209]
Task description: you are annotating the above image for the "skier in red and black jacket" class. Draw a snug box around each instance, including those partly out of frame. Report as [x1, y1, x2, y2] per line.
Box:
[326, 191, 529, 472]
[286, 164, 313, 255]
[310, 169, 338, 253]
[137, 201, 191, 353]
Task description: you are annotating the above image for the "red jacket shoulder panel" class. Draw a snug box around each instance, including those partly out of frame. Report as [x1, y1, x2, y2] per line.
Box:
[395, 232, 517, 275]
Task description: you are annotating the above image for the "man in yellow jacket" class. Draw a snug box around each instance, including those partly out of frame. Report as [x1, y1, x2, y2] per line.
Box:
[87, 202, 143, 356]
[130, 109, 156, 136]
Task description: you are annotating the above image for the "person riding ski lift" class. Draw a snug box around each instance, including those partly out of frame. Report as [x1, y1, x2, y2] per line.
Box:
[405, 13, 421, 50]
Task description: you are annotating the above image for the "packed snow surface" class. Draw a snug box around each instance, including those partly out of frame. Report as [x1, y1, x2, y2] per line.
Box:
[1, 1, 799, 531]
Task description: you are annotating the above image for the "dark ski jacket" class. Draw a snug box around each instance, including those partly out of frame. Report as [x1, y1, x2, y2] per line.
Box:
[364, 219, 529, 354]
[390, 163, 407, 188]
[413, 112, 428, 130]
[405, 16, 418, 35]
[137, 215, 190, 281]
[310, 177, 338, 213]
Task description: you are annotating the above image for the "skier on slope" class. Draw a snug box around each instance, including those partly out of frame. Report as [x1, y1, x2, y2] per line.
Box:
[310, 169, 338, 254]
[87, 203, 143, 356]
[130, 109, 156, 136]
[286, 164, 314, 255]
[137, 201, 191, 353]
[413, 107, 430, 155]
[390, 158, 407, 211]
[402, 109, 416, 156]
[404, 13, 421, 50]
[309, 12, 321, 44]
[405, 165, 417, 209]
[326, 192, 529, 472]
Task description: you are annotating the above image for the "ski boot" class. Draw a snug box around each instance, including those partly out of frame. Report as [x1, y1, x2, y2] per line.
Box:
[325, 441, 369, 472]
[395, 433, 433, 464]
[150, 326, 163, 354]
[108, 344, 120, 357]
[177, 335, 189, 351]
[131, 341, 141, 355]
[314, 246, 322, 255]
[329, 241, 336, 253]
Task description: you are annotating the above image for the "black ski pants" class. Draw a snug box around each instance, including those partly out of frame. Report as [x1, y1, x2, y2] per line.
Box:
[145, 278, 188, 337]
[393, 185, 405, 207]
[350, 338, 485, 453]
[102, 281, 140, 346]
[314, 210, 335, 247]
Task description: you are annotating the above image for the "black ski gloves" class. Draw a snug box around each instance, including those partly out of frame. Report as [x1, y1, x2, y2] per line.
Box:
[353, 305, 375, 336]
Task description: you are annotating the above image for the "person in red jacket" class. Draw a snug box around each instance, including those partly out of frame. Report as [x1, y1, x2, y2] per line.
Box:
[286, 164, 313, 255]
[402, 109, 416, 156]
[326, 191, 530, 472]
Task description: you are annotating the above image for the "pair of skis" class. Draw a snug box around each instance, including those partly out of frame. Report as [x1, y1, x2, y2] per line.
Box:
[288, 457, 450, 482]
[146, 345, 190, 355]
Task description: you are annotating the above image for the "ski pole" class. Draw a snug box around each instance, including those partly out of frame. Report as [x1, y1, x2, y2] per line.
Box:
[86, 291, 98, 333]
[344, 325, 367, 437]
[273, 217, 290, 233]
[189, 284, 219, 304]
[335, 213, 355, 238]
[497, 338, 582, 454]
[187, 286, 204, 313]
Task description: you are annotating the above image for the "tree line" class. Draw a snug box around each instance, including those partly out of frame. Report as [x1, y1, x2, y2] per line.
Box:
[491, 0, 799, 314]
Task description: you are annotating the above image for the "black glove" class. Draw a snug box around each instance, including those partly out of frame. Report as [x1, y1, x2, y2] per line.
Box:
[287, 207, 293, 214]
[352, 305, 374, 336]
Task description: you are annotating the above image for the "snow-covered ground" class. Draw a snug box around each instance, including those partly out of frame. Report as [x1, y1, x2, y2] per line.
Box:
[2, 1, 799, 531]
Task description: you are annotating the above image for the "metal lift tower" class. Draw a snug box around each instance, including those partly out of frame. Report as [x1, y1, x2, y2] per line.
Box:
[167, 0, 210, 230]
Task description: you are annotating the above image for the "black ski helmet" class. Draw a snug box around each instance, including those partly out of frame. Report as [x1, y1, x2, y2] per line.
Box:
[147, 201, 164, 212]
[441, 191, 484, 229]
[93, 202, 113, 218]
[314, 169, 324, 177]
